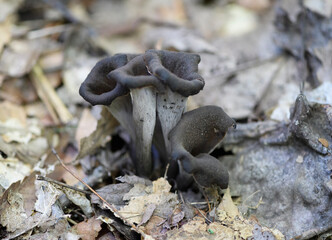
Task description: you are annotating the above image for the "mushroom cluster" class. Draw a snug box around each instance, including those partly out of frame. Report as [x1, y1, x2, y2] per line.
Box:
[79, 50, 235, 189]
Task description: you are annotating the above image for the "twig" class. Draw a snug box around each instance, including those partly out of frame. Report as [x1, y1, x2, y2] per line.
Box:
[189, 201, 212, 205]
[31, 69, 60, 124]
[31, 64, 73, 123]
[66, 218, 78, 225]
[164, 163, 170, 179]
[51, 148, 145, 237]
[193, 175, 212, 212]
[242, 190, 265, 209]
[196, 208, 212, 223]
[28, 24, 71, 39]
[36, 175, 91, 195]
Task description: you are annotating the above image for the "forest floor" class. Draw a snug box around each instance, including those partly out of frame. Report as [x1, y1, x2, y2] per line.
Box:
[0, 0, 331, 239]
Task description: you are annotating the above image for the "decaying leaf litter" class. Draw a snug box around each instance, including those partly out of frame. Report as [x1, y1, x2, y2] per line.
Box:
[0, 0, 331, 239]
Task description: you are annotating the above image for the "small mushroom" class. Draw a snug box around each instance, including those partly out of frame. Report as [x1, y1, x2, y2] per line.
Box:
[108, 55, 162, 176]
[181, 153, 229, 189]
[143, 50, 205, 154]
[79, 54, 137, 139]
[169, 105, 236, 188]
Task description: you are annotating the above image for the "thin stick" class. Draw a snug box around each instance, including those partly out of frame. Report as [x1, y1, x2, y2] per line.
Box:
[28, 24, 70, 39]
[189, 202, 211, 205]
[164, 163, 170, 179]
[36, 175, 91, 195]
[196, 208, 212, 223]
[31, 72, 60, 124]
[51, 148, 145, 236]
[31, 64, 73, 123]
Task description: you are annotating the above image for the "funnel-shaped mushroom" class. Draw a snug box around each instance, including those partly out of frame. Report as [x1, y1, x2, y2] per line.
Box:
[182, 153, 229, 189]
[108, 55, 162, 176]
[79, 54, 137, 139]
[144, 50, 205, 154]
[169, 105, 236, 188]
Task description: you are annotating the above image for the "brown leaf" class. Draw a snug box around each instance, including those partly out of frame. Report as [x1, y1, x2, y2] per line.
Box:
[75, 108, 98, 146]
[138, 204, 156, 226]
[1, 78, 38, 104]
[76, 106, 118, 160]
[144, 215, 165, 238]
[318, 138, 329, 148]
[0, 173, 62, 239]
[74, 216, 102, 240]
[0, 40, 42, 78]
[119, 178, 178, 225]
[0, 101, 26, 127]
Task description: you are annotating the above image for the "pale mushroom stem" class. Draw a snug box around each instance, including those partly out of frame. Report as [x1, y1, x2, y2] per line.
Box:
[105, 94, 135, 141]
[131, 87, 157, 176]
[157, 87, 187, 155]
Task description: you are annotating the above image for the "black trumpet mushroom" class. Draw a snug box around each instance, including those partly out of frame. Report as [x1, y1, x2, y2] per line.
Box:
[79, 50, 235, 190]
[169, 105, 236, 188]
[107, 50, 205, 176]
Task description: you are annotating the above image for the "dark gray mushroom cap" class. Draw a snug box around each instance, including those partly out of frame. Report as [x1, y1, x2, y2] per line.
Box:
[169, 105, 236, 159]
[108, 55, 165, 92]
[144, 49, 205, 97]
[182, 153, 229, 189]
[79, 54, 137, 106]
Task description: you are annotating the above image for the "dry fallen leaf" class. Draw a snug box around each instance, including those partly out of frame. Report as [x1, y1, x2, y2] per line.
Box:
[304, 0, 332, 18]
[0, 158, 31, 189]
[166, 188, 284, 240]
[1, 77, 38, 104]
[0, 39, 43, 78]
[0, 174, 65, 239]
[318, 138, 329, 148]
[119, 178, 179, 225]
[61, 188, 93, 217]
[0, 101, 26, 127]
[75, 108, 98, 145]
[74, 216, 102, 240]
[138, 203, 156, 226]
[77, 107, 118, 160]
